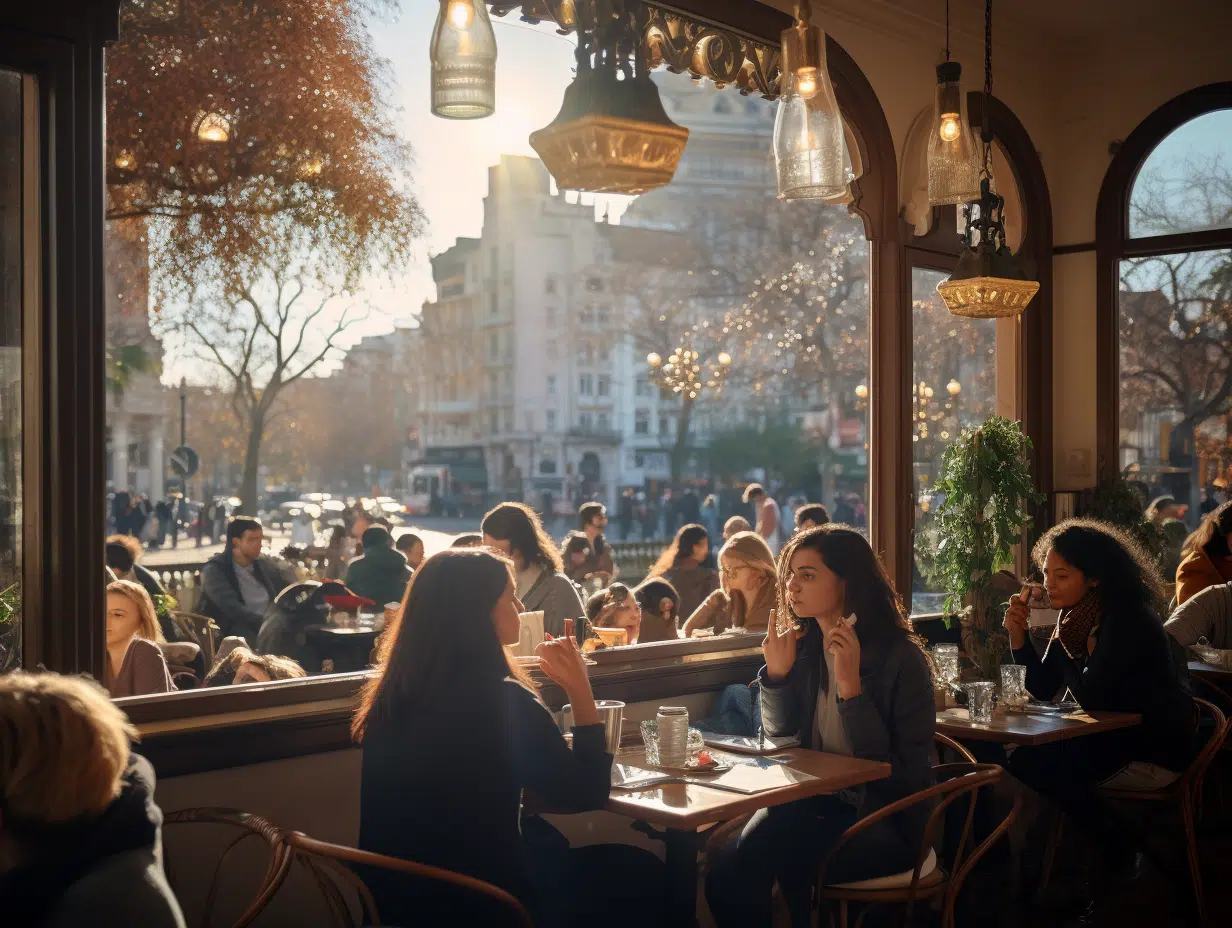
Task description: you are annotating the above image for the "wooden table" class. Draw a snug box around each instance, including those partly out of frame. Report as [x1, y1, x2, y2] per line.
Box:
[935, 707, 1141, 746]
[606, 748, 891, 925]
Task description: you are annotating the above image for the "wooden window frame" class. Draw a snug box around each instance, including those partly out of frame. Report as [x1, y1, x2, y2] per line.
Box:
[1095, 82, 1232, 482]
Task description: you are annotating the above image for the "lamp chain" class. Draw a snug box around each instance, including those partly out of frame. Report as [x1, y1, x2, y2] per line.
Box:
[945, 0, 950, 61]
[981, 0, 993, 146]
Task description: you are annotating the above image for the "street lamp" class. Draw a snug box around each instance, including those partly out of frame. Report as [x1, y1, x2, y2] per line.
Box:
[947, 378, 962, 396]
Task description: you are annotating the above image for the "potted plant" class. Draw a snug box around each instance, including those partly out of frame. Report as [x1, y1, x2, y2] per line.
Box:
[0, 581, 20, 673]
[919, 416, 1044, 678]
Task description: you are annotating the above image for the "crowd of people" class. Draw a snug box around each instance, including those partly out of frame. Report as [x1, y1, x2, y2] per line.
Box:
[9, 484, 1230, 926]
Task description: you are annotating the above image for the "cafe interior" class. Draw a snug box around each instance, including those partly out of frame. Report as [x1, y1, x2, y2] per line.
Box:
[4, 0, 1232, 926]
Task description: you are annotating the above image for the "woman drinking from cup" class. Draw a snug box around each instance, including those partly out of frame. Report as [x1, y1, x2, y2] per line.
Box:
[353, 548, 661, 927]
[1003, 519, 1195, 800]
[705, 526, 936, 927]
[682, 531, 777, 636]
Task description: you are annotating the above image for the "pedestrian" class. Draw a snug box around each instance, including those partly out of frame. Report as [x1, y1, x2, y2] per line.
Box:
[617, 488, 635, 541]
[153, 498, 172, 548]
[700, 493, 720, 542]
[742, 483, 782, 556]
[576, 501, 616, 585]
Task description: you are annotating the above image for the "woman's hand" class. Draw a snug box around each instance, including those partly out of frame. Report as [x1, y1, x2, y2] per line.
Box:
[763, 611, 797, 683]
[536, 623, 598, 725]
[824, 620, 861, 699]
[1004, 587, 1031, 650]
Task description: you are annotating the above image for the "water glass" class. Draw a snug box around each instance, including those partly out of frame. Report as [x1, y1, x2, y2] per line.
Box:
[1000, 664, 1028, 709]
[964, 682, 996, 724]
[639, 720, 704, 768]
[932, 644, 960, 688]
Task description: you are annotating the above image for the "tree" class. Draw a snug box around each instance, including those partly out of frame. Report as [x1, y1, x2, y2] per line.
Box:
[108, 0, 423, 512]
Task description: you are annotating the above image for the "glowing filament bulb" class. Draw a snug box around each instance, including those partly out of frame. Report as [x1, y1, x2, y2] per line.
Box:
[938, 113, 961, 142]
[795, 66, 819, 98]
[446, 0, 474, 29]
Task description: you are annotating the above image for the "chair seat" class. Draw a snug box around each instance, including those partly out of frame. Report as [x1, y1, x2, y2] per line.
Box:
[827, 848, 940, 890]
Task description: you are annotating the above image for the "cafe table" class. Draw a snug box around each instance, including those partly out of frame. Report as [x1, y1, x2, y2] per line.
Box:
[605, 748, 891, 926]
[935, 707, 1141, 746]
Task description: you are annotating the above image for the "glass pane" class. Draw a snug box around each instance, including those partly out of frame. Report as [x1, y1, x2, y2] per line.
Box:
[0, 70, 22, 673]
[910, 268, 997, 614]
[1129, 109, 1232, 238]
[1119, 250, 1232, 530]
[104, 2, 870, 687]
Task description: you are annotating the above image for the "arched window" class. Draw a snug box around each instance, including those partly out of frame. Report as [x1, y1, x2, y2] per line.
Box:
[1097, 85, 1232, 521]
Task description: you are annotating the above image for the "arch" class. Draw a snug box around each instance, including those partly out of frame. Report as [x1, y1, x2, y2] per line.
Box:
[1095, 82, 1232, 481]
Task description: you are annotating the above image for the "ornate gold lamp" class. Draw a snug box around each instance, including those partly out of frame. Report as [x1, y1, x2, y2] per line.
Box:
[529, 1, 689, 194]
[647, 347, 731, 400]
[937, 0, 1038, 318]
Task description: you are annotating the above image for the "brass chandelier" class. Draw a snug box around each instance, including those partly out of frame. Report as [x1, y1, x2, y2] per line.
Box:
[528, 1, 689, 194]
[937, 0, 1039, 318]
[647, 346, 732, 400]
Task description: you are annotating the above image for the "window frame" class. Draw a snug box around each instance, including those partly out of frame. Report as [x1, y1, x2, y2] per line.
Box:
[1095, 82, 1232, 483]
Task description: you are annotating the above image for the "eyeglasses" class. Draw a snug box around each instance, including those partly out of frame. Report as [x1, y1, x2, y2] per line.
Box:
[720, 564, 747, 580]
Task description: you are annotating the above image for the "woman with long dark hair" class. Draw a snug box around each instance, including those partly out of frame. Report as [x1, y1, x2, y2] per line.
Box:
[705, 526, 936, 927]
[353, 548, 660, 927]
[648, 523, 718, 622]
[1176, 499, 1232, 604]
[1004, 519, 1195, 796]
[482, 502, 584, 637]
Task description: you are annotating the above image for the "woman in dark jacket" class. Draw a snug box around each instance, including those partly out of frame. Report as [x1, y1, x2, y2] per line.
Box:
[1004, 519, 1195, 803]
[353, 548, 661, 928]
[706, 525, 936, 928]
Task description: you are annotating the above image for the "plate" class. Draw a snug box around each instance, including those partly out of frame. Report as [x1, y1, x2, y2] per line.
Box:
[1023, 700, 1082, 715]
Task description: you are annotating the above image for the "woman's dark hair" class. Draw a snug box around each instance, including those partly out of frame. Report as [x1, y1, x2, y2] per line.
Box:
[633, 578, 680, 618]
[794, 503, 831, 529]
[1183, 500, 1232, 560]
[450, 532, 485, 548]
[481, 502, 563, 573]
[327, 525, 348, 548]
[778, 525, 921, 652]
[1036, 519, 1166, 616]
[395, 532, 423, 554]
[649, 523, 709, 577]
[352, 549, 530, 741]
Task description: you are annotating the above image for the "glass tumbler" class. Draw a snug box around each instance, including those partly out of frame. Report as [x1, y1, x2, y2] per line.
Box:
[1000, 664, 1028, 709]
[932, 644, 960, 689]
[964, 682, 996, 724]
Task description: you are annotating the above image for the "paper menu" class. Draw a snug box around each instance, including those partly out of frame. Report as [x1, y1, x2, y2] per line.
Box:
[684, 763, 817, 795]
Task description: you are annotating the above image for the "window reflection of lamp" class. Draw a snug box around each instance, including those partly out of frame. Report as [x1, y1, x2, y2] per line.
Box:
[193, 110, 231, 144]
[947, 379, 962, 395]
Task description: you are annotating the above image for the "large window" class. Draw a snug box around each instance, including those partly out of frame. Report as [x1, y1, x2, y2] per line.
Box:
[1117, 109, 1232, 524]
[0, 71, 23, 673]
[909, 269, 997, 613]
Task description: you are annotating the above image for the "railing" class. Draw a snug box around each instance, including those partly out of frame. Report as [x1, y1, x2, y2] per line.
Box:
[152, 559, 327, 614]
[608, 541, 666, 586]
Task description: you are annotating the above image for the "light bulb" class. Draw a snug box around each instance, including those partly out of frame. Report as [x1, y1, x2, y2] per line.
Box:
[646, 352, 662, 367]
[795, 67, 819, 98]
[938, 113, 961, 142]
[113, 150, 136, 171]
[717, 351, 732, 366]
[854, 383, 868, 399]
[947, 379, 962, 395]
[194, 111, 231, 144]
[446, 0, 474, 29]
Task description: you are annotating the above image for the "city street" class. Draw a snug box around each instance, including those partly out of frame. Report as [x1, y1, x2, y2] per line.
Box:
[139, 517, 476, 568]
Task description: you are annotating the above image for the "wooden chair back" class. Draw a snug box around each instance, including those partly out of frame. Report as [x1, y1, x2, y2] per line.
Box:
[163, 807, 293, 928]
[1180, 696, 1230, 796]
[934, 731, 977, 764]
[284, 831, 535, 928]
[171, 610, 220, 667]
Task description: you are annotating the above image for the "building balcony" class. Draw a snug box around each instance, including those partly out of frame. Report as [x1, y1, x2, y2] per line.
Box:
[565, 426, 623, 445]
[430, 399, 478, 415]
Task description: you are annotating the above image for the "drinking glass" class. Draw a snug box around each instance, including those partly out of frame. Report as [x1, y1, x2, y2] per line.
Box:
[932, 644, 960, 688]
[964, 682, 996, 723]
[999, 664, 1028, 709]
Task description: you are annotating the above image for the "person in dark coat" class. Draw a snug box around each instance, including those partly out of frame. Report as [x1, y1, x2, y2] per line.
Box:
[198, 517, 296, 642]
[353, 549, 663, 928]
[256, 579, 351, 673]
[706, 526, 936, 927]
[0, 672, 185, 928]
[344, 526, 412, 608]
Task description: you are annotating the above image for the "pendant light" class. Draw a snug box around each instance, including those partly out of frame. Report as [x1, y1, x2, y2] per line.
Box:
[773, 1, 849, 200]
[530, 2, 689, 195]
[430, 0, 497, 119]
[927, 0, 980, 205]
[937, 0, 1039, 318]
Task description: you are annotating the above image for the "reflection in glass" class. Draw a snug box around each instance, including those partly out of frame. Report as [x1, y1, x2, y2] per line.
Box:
[1129, 109, 1232, 239]
[910, 268, 996, 614]
[0, 71, 23, 673]
[1119, 249, 1232, 524]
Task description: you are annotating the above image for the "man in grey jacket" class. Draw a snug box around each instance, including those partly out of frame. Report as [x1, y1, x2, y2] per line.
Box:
[198, 517, 297, 643]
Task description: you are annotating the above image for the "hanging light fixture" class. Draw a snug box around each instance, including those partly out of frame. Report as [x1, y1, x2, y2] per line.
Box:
[937, 0, 1039, 318]
[773, 1, 849, 200]
[530, 1, 688, 195]
[927, 0, 980, 205]
[430, 0, 497, 119]
[192, 110, 231, 144]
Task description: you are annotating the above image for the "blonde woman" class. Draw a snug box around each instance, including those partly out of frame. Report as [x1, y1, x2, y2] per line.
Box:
[682, 532, 777, 636]
[0, 672, 185, 926]
[105, 580, 173, 698]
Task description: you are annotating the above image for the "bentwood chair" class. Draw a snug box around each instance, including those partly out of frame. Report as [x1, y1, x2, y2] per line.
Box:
[163, 807, 294, 928]
[1094, 696, 1229, 923]
[284, 831, 535, 928]
[816, 764, 1019, 928]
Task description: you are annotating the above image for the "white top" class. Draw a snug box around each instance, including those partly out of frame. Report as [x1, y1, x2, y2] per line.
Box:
[814, 648, 852, 756]
[760, 497, 782, 556]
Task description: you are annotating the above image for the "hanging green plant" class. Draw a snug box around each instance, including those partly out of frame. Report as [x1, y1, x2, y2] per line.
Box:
[0, 581, 21, 674]
[919, 416, 1044, 677]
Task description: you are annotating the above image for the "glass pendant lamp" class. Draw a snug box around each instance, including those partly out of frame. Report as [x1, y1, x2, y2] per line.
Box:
[927, 60, 980, 204]
[430, 0, 497, 119]
[773, 2, 847, 200]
